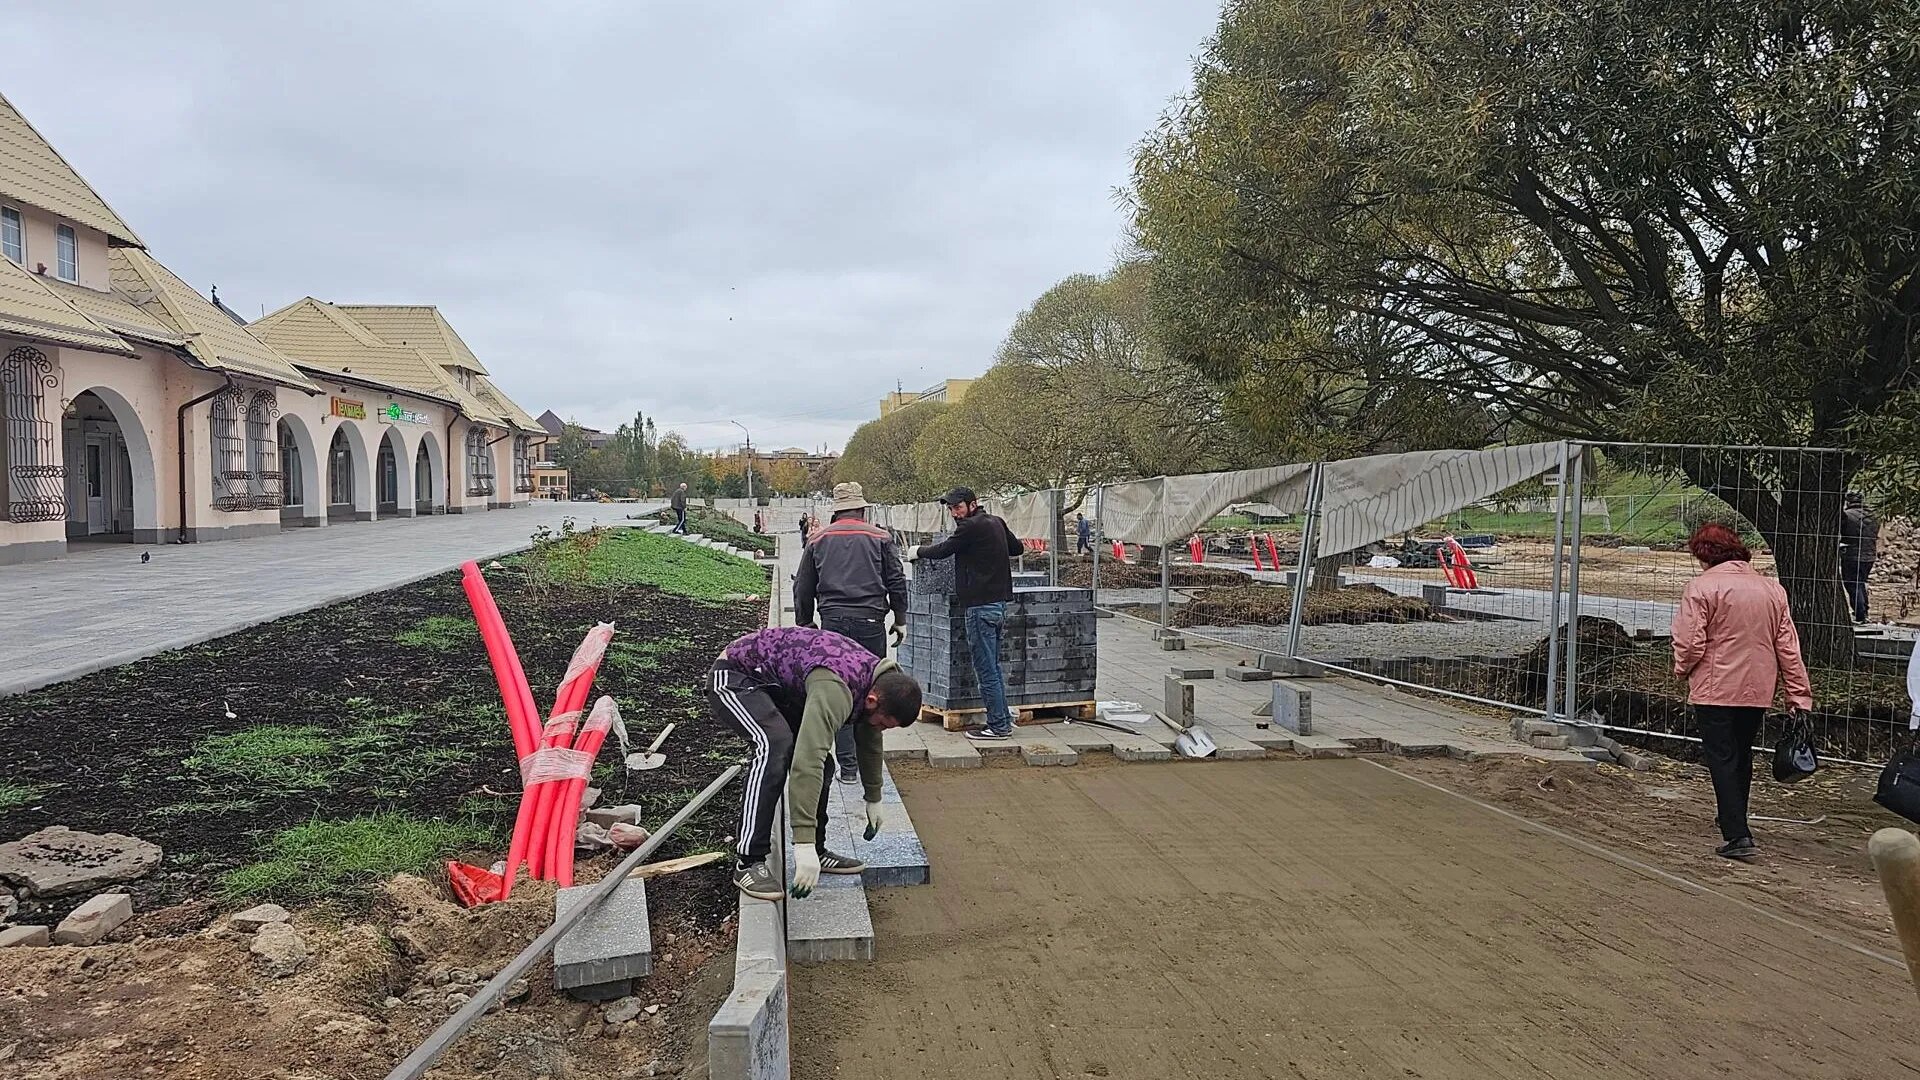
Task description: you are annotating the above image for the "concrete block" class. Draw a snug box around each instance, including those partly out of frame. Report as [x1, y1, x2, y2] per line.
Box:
[1256, 654, 1323, 677]
[0, 925, 50, 947]
[1107, 728, 1174, 762]
[1530, 734, 1572, 750]
[1272, 682, 1313, 736]
[1617, 750, 1658, 772]
[1170, 665, 1214, 680]
[919, 725, 983, 769]
[1581, 747, 1618, 763]
[1158, 635, 1187, 652]
[1163, 675, 1195, 725]
[880, 724, 927, 763]
[554, 878, 651, 993]
[707, 968, 789, 1080]
[1225, 665, 1272, 682]
[1381, 737, 1450, 757]
[53, 893, 131, 945]
[1519, 719, 1565, 738]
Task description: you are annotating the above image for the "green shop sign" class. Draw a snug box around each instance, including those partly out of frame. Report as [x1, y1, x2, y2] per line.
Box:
[383, 402, 429, 424]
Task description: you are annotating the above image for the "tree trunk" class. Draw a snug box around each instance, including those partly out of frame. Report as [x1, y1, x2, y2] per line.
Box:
[1308, 551, 1345, 593]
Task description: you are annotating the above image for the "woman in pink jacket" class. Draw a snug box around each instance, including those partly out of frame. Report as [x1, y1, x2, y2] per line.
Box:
[1671, 523, 1815, 860]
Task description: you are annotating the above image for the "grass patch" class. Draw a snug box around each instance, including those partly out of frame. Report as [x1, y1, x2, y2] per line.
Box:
[394, 615, 479, 651]
[657, 508, 777, 555]
[184, 725, 345, 794]
[219, 813, 491, 902]
[584, 529, 768, 601]
[0, 781, 52, 811]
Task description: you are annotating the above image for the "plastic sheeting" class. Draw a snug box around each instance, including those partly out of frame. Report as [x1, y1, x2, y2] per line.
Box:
[871, 441, 1564, 553]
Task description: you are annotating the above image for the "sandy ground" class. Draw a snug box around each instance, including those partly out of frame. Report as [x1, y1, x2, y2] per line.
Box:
[793, 758, 1918, 1080]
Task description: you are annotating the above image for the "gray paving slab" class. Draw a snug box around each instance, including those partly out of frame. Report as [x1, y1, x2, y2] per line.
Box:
[1014, 729, 1078, 766]
[880, 724, 927, 763]
[0, 502, 662, 696]
[1199, 725, 1268, 760]
[917, 725, 983, 769]
[553, 877, 651, 993]
[1048, 721, 1116, 754]
[829, 764, 929, 887]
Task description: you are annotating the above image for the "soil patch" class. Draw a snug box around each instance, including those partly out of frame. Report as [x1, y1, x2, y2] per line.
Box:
[1171, 582, 1436, 628]
[1057, 553, 1249, 589]
[0, 528, 763, 926]
[793, 759, 1915, 1079]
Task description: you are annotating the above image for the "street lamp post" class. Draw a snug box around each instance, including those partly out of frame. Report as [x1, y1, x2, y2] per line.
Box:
[730, 420, 753, 501]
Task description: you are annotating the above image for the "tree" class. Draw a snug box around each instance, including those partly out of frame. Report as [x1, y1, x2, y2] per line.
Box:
[838, 403, 950, 502]
[1132, 0, 1920, 662]
[553, 421, 591, 474]
[767, 458, 810, 496]
[610, 411, 657, 492]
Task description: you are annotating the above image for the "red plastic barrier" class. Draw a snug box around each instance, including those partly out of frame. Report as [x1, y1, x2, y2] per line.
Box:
[1440, 537, 1478, 590]
[1265, 534, 1283, 569]
[1111, 540, 1126, 562]
[1188, 535, 1204, 564]
[1249, 535, 1266, 571]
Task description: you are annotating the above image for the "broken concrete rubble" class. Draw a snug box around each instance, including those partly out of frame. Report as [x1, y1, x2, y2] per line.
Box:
[0, 826, 163, 899]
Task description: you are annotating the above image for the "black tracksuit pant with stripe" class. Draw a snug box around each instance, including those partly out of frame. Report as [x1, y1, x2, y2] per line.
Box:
[707, 657, 836, 866]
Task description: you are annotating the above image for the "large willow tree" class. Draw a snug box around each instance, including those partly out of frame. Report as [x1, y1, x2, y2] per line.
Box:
[1134, 0, 1920, 662]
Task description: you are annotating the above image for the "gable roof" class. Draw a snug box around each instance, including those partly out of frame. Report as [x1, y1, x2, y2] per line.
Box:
[41, 275, 190, 347]
[0, 92, 143, 247]
[0, 255, 135, 356]
[111, 249, 317, 391]
[252, 297, 505, 425]
[332, 305, 490, 375]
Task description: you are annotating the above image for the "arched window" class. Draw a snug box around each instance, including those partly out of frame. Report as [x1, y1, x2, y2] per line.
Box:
[210, 390, 249, 511]
[327, 428, 354, 506]
[246, 390, 279, 509]
[466, 426, 494, 497]
[278, 420, 302, 508]
[0, 345, 62, 522]
[513, 434, 533, 493]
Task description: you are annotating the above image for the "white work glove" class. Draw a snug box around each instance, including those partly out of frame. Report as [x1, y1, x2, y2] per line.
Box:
[902, 549, 919, 563]
[863, 799, 885, 841]
[791, 846, 820, 899]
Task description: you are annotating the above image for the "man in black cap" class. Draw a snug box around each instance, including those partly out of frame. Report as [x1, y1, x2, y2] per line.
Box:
[908, 487, 1025, 740]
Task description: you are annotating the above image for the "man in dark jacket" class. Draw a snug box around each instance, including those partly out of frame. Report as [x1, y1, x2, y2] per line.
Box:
[670, 483, 689, 533]
[1075, 512, 1092, 555]
[707, 626, 922, 900]
[910, 487, 1025, 741]
[795, 482, 909, 779]
[1841, 491, 1879, 624]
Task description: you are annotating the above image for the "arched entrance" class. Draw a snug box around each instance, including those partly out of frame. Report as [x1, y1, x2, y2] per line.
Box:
[414, 442, 434, 514]
[326, 426, 360, 522]
[376, 435, 398, 516]
[61, 387, 159, 542]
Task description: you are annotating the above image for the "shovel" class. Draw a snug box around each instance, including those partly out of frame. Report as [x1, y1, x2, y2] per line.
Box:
[625, 723, 675, 771]
[1157, 712, 1218, 759]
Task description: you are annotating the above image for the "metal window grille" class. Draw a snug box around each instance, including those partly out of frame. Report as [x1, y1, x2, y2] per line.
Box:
[513, 435, 533, 493]
[466, 426, 494, 497]
[210, 391, 251, 511]
[246, 390, 281, 510]
[1, 346, 63, 522]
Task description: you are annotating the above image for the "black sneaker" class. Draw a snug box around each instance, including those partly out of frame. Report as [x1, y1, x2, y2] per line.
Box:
[817, 849, 867, 875]
[1716, 837, 1759, 860]
[733, 860, 783, 901]
[966, 726, 1012, 742]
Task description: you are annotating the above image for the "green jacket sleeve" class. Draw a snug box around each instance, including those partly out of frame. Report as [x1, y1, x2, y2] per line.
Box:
[789, 669, 854, 845]
[854, 716, 883, 803]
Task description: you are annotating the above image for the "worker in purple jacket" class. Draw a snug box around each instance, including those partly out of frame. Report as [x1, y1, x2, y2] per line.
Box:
[707, 626, 923, 900]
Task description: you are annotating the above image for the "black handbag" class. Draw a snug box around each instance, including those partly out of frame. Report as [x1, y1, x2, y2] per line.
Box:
[1771, 716, 1819, 783]
[1874, 746, 1920, 825]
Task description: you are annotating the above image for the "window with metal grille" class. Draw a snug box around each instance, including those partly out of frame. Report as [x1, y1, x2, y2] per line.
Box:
[513, 434, 534, 493]
[466, 426, 494, 497]
[246, 390, 281, 509]
[210, 392, 251, 511]
[1, 346, 63, 522]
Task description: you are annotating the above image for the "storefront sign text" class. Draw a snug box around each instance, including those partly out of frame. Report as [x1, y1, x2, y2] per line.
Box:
[331, 396, 366, 420]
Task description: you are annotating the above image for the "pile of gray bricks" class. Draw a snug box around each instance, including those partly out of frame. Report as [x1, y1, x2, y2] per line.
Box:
[900, 571, 1097, 711]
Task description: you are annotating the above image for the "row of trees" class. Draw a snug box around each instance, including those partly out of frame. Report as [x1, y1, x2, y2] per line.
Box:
[839, 0, 1920, 664]
[549, 411, 826, 498]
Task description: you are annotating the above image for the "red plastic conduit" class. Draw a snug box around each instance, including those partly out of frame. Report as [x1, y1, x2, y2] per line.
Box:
[460, 562, 543, 895]
[549, 695, 619, 887]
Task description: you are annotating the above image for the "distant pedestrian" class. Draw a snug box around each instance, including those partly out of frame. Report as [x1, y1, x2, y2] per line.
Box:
[1075, 512, 1092, 555]
[754, 510, 765, 534]
[798, 513, 812, 545]
[795, 482, 910, 780]
[670, 482, 689, 533]
[1841, 491, 1879, 624]
[1671, 523, 1814, 860]
[907, 487, 1025, 741]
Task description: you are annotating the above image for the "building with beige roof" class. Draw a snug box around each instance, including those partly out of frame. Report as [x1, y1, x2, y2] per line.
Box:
[0, 91, 540, 565]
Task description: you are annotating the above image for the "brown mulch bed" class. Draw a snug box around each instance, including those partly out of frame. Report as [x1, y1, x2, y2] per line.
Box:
[1171, 583, 1437, 628]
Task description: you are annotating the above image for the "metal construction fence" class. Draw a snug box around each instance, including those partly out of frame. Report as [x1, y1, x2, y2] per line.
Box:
[876, 441, 1918, 767]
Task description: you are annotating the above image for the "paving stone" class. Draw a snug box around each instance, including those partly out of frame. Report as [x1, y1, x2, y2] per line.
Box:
[1106, 728, 1174, 762]
[1170, 665, 1214, 680]
[0, 925, 49, 947]
[1225, 665, 1273, 682]
[1163, 675, 1195, 725]
[880, 724, 927, 762]
[1256, 654, 1324, 677]
[785, 852, 874, 963]
[53, 893, 132, 945]
[1381, 737, 1450, 757]
[1201, 727, 1267, 760]
[1286, 734, 1354, 759]
[1050, 722, 1116, 754]
[554, 878, 651, 993]
[0, 827, 163, 899]
[918, 725, 982, 769]
[1158, 635, 1187, 652]
[1530, 734, 1572, 750]
[1245, 730, 1296, 751]
[1616, 750, 1658, 772]
[1017, 733, 1079, 766]
[829, 765, 929, 887]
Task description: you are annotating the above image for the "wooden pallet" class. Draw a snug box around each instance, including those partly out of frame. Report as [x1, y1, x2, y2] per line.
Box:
[921, 700, 1097, 732]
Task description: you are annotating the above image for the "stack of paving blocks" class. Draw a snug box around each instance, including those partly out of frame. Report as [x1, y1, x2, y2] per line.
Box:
[900, 563, 1097, 712]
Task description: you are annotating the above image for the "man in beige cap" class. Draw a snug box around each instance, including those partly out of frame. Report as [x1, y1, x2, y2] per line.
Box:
[794, 481, 910, 778]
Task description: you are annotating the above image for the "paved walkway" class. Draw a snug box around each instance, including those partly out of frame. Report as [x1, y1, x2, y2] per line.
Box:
[0, 502, 660, 695]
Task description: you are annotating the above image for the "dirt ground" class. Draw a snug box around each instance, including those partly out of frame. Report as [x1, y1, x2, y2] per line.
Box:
[0, 869, 736, 1079]
[794, 758, 1918, 1080]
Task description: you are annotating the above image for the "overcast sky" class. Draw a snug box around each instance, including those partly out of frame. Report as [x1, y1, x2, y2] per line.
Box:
[11, 2, 1217, 452]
